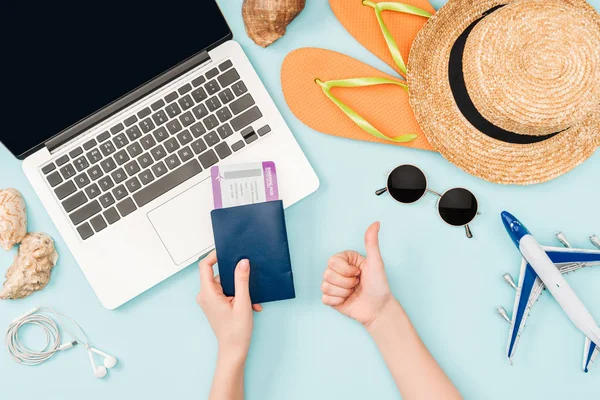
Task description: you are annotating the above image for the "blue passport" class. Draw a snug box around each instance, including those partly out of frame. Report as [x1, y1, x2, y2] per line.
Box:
[210, 200, 295, 304]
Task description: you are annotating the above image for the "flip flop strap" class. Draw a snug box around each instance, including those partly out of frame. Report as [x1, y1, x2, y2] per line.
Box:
[362, 1, 432, 76]
[315, 77, 417, 143]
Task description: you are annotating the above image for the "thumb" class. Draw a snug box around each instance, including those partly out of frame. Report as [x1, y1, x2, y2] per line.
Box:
[234, 259, 251, 307]
[364, 222, 383, 264]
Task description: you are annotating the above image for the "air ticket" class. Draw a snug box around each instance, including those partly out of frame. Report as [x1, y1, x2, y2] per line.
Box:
[211, 161, 279, 209]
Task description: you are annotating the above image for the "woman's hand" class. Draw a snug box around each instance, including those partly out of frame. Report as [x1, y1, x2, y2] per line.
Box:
[321, 223, 462, 399]
[197, 250, 262, 362]
[321, 222, 395, 328]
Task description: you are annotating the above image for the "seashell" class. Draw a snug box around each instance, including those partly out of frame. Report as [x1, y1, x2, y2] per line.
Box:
[242, 0, 306, 48]
[0, 232, 59, 300]
[0, 188, 27, 251]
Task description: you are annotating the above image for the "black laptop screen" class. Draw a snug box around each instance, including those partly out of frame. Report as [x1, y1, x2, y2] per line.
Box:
[0, 1, 231, 158]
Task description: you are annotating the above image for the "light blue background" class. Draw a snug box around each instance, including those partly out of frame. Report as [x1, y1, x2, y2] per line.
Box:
[2, 0, 600, 398]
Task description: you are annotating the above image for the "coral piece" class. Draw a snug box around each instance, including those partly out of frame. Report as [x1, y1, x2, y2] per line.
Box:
[242, 0, 306, 48]
[0, 232, 58, 300]
[0, 188, 27, 251]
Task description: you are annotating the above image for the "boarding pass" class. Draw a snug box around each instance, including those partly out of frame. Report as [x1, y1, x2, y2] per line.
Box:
[211, 162, 279, 209]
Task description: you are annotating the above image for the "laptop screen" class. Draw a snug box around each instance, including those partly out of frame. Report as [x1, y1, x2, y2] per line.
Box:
[0, 1, 231, 158]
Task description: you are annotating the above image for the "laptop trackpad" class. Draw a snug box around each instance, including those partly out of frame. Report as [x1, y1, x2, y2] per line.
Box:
[148, 178, 214, 265]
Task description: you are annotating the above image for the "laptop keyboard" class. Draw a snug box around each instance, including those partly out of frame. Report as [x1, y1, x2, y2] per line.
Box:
[40, 59, 271, 241]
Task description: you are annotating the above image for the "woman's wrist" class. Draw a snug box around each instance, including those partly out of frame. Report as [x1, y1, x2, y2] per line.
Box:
[217, 346, 248, 369]
[365, 297, 407, 335]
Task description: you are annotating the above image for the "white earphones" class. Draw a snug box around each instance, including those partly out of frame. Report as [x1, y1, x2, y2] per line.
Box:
[90, 347, 118, 369]
[88, 349, 108, 378]
[5, 306, 119, 379]
[86, 346, 119, 378]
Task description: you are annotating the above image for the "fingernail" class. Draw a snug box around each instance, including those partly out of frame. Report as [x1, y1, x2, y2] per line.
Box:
[239, 259, 250, 271]
[376, 221, 381, 231]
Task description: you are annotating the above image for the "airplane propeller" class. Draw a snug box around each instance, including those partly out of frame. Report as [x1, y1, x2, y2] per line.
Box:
[590, 235, 600, 250]
[555, 232, 572, 248]
[497, 306, 511, 324]
[502, 273, 517, 290]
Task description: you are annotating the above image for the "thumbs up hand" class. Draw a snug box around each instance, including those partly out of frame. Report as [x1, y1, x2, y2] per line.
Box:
[321, 222, 395, 328]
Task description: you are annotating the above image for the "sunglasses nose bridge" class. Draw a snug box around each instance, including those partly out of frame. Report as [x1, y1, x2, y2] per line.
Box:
[426, 188, 442, 197]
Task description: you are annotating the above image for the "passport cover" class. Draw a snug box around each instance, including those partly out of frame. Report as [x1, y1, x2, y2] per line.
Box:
[210, 200, 295, 304]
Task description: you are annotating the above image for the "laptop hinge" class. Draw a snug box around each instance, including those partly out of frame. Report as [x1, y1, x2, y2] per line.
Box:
[46, 50, 212, 154]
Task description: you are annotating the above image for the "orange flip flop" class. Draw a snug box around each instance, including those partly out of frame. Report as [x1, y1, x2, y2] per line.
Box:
[281, 48, 434, 151]
[329, 0, 434, 77]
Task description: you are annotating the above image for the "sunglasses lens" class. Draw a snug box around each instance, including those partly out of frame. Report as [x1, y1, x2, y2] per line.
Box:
[438, 188, 478, 226]
[387, 165, 427, 203]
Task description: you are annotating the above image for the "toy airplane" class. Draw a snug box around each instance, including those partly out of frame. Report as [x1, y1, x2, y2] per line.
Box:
[498, 211, 600, 372]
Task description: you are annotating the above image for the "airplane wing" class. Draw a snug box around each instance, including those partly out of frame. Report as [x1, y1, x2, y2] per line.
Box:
[506, 260, 544, 362]
[506, 246, 600, 364]
[544, 245, 600, 273]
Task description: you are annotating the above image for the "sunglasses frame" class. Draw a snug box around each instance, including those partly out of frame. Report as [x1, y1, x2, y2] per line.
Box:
[375, 164, 479, 238]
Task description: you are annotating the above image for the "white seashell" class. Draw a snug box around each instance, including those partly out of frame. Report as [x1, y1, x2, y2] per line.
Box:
[0, 188, 27, 251]
[0, 232, 59, 300]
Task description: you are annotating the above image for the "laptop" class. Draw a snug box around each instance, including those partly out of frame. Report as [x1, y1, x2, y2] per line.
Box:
[0, 1, 319, 309]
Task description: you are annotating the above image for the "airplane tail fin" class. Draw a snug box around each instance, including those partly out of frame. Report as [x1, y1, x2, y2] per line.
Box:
[583, 337, 599, 373]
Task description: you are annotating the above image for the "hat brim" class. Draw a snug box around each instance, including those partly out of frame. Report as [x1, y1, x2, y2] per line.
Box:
[407, 0, 600, 185]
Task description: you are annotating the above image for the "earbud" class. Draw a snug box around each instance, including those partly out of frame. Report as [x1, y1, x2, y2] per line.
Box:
[88, 349, 107, 379]
[94, 366, 108, 379]
[90, 347, 118, 369]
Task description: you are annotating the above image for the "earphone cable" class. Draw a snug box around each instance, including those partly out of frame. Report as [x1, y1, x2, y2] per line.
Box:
[5, 306, 91, 366]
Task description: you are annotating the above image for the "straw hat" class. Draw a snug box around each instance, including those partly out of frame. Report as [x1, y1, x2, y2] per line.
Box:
[407, 0, 600, 185]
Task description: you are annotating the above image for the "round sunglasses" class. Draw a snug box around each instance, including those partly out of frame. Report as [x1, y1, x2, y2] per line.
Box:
[375, 165, 479, 238]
